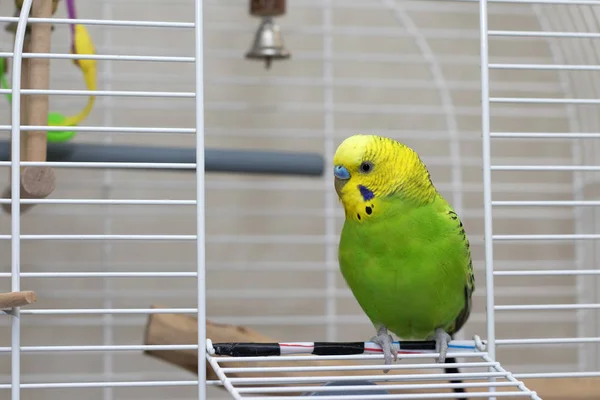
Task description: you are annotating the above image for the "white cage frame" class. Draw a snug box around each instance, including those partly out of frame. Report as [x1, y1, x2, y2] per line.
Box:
[2, 0, 207, 399]
[3, 0, 599, 399]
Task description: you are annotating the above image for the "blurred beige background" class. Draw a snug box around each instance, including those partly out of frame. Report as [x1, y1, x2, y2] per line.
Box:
[0, 0, 599, 399]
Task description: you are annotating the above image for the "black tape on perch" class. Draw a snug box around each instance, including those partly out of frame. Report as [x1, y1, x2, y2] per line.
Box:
[0, 141, 325, 176]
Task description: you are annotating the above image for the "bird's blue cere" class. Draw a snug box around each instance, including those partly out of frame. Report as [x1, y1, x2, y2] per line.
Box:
[334, 165, 350, 180]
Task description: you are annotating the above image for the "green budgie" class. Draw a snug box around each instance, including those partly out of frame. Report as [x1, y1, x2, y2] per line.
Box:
[333, 134, 475, 392]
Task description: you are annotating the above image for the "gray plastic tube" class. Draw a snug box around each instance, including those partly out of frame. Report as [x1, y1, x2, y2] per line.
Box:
[0, 140, 324, 176]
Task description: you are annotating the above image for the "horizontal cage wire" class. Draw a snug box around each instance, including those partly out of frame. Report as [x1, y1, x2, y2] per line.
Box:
[0, 0, 599, 399]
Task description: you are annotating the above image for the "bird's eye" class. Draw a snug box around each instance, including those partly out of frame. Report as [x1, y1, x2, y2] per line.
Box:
[359, 161, 373, 173]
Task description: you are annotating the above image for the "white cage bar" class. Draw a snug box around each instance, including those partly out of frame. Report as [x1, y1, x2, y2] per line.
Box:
[3, 0, 207, 399]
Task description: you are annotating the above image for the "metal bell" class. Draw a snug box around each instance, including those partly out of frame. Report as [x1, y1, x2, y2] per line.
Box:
[245, 17, 290, 69]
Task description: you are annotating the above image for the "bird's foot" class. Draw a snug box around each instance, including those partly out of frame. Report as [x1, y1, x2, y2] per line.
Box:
[370, 325, 398, 373]
[434, 328, 452, 364]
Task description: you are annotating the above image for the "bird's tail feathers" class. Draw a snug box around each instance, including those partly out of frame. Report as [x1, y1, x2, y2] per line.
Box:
[444, 334, 466, 399]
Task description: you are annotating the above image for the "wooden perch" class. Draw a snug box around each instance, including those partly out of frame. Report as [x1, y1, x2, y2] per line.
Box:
[0, 290, 36, 309]
[143, 305, 600, 399]
[14, 0, 60, 15]
[26, 0, 53, 165]
[2, 0, 56, 215]
[6, 0, 59, 35]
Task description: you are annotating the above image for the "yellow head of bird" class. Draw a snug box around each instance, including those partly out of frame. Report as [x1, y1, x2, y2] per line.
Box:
[332, 134, 436, 213]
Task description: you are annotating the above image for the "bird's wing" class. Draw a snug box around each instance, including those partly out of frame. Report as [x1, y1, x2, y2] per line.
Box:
[444, 208, 475, 336]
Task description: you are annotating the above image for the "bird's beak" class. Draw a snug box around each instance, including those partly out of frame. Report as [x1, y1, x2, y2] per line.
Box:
[333, 165, 350, 196]
[334, 178, 348, 196]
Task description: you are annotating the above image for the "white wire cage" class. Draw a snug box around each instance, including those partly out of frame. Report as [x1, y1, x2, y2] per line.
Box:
[0, 0, 599, 399]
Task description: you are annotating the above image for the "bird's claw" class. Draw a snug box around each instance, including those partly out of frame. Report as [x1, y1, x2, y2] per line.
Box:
[371, 325, 398, 373]
[434, 328, 452, 364]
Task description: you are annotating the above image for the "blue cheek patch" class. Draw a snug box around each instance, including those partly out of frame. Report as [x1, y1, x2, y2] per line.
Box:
[358, 185, 374, 201]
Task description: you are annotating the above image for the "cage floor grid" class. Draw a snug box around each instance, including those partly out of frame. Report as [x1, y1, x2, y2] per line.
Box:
[205, 337, 540, 399]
